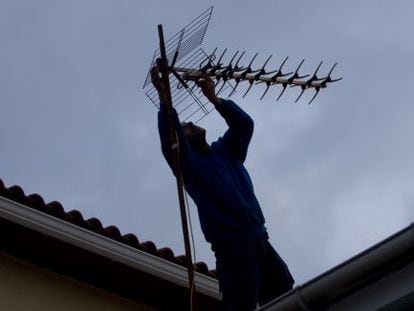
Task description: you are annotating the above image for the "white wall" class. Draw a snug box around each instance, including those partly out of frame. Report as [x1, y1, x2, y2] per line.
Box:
[0, 253, 155, 311]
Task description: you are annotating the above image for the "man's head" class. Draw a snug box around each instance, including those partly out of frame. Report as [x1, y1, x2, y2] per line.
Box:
[181, 121, 210, 154]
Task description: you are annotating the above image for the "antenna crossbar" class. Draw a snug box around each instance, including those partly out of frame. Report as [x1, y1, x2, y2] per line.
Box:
[173, 65, 340, 89]
[168, 50, 342, 105]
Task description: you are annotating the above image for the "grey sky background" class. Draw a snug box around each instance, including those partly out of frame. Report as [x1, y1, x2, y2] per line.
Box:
[1, 1, 413, 284]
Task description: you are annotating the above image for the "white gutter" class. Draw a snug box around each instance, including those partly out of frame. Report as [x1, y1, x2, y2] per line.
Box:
[0, 195, 220, 300]
[259, 223, 414, 310]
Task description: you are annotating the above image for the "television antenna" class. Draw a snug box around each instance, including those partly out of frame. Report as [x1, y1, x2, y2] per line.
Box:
[143, 7, 342, 122]
[142, 6, 341, 310]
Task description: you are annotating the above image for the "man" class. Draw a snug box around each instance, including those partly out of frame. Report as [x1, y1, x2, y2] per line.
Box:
[152, 67, 294, 310]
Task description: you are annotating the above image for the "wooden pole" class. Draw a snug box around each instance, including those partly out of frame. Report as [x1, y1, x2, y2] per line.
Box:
[157, 24, 197, 311]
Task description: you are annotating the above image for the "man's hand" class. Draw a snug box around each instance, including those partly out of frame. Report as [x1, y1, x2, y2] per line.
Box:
[197, 78, 222, 106]
[151, 66, 170, 106]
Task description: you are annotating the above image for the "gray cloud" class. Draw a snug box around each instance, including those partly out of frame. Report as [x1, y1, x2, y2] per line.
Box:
[1, 0, 413, 284]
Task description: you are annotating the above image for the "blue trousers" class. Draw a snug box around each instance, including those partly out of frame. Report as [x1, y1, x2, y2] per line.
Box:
[212, 234, 294, 311]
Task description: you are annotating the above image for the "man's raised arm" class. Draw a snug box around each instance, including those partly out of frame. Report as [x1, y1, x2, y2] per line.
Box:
[198, 78, 254, 162]
[151, 67, 195, 177]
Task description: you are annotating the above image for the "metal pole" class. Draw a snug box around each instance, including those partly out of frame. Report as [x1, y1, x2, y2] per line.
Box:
[157, 24, 197, 311]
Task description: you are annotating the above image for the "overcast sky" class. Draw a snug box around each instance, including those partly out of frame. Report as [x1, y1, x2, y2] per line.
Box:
[1, 1, 413, 284]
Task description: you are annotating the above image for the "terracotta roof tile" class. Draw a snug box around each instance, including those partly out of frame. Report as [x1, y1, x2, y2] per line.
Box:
[175, 254, 188, 266]
[140, 240, 158, 254]
[46, 201, 67, 219]
[122, 233, 140, 248]
[195, 262, 210, 275]
[66, 209, 85, 226]
[158, 247, 175, 261]
[27, 193, 47, 211]
[86, 217, 105, 233]
[0, 177, 217, 278]
[103, 225, 122, 241]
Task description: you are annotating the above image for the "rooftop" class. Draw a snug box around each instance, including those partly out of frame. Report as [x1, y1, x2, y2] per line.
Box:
[0, 177, 220, 310]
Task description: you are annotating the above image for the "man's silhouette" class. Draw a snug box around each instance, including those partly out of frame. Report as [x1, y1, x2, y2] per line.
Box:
[152, 67, 294, 310]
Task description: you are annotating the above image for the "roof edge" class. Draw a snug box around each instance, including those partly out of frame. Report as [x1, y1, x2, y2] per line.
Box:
[0, 195, 220, 300]
[259, 223, 414, 310]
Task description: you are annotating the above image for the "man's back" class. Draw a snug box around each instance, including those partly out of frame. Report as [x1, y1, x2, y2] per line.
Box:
[158, 99, 266, 244]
